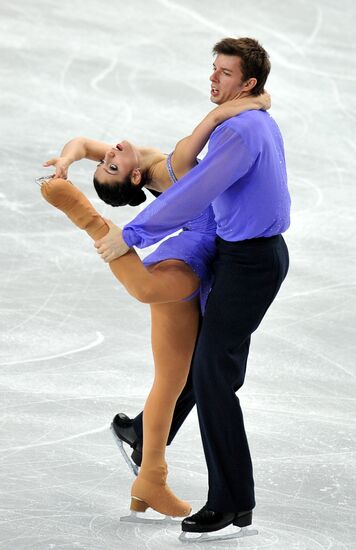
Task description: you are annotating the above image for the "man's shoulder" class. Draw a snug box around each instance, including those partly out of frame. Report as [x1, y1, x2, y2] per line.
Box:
[220, 111, 282, 142]
[210, 112, 264, 141]
[223, 110, 276, 132]
[212, 110, 283, 154]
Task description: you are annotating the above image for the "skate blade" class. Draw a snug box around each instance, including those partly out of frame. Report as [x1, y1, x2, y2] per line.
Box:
[179, 525, 258, 543]
[35, 175, 55, 186]
[110, 424, 139, 477]
[120, 511, 181, 526]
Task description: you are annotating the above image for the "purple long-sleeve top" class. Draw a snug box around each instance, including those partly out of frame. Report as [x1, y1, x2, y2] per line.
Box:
[123, 110, 291, 248]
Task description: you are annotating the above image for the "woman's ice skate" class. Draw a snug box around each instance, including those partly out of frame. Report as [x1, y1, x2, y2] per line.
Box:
[120, 463, 191, 526]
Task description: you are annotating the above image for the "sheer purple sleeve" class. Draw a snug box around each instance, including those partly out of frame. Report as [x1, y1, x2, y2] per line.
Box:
[123, 124, 254, 248]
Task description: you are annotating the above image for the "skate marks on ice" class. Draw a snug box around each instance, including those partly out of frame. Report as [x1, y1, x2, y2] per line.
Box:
[90, 513, 344, 549]
[0, 331, 104, 367]
[125, 522, 346, 549]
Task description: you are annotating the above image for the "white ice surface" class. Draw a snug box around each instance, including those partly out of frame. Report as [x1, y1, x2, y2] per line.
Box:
[0, 0, 355, 548]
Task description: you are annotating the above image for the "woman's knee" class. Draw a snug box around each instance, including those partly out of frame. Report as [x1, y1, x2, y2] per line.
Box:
[129, 286, 154, 303]
[125, 277, 159, 303]
[127, 273, 175, 303]
[153, 372, 189, 399]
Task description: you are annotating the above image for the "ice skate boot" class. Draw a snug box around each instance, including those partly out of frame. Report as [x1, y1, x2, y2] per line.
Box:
[110, 413, 142, 476]
[121, 463, 191, 525]
[40, 177, 109, 241]
[179, 504, 258, 543]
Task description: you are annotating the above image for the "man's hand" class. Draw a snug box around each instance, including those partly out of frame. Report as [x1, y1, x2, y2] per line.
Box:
[94, 219, 130, 262]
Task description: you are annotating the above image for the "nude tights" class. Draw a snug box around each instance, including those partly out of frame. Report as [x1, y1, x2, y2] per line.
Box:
[41, 178, 191, 517]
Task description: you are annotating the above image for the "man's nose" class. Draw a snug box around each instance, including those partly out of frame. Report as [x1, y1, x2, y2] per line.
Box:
[210, 71, 218, 82]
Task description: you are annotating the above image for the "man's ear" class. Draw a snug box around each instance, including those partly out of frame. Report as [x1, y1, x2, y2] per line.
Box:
[243, 77, 257, 94]
[131, 168, 142, 186]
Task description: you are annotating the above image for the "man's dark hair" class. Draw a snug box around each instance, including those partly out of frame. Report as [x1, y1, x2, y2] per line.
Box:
[93, 172, 148, 207]
[213, 37, 271, 96]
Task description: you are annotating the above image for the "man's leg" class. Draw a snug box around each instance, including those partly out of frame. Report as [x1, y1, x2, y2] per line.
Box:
[191, 235, 289, 512]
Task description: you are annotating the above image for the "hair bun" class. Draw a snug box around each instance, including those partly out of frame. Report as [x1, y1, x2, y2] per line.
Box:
[128, 188, 147, 207]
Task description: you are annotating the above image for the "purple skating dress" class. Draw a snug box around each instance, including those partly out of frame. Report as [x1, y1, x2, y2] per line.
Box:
[142, 153, 217, 312]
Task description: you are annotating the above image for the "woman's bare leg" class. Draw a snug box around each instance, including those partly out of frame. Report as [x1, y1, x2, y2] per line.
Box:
[40, 178, 200, 515]
[131, 297, 200, 516]
[40, 178, 199, 303]
[145, 298, 200, 457]
[112, 254, 200, 303]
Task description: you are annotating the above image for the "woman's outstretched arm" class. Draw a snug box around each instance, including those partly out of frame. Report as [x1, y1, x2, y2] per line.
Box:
[43, 137, 113, 178]
[171, 93, 270, 177]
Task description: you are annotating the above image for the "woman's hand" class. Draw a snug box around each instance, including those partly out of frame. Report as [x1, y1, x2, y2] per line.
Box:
[42, 156, 72, 179]
[213, 92, 271, 123]
[252, 91, 271, 111]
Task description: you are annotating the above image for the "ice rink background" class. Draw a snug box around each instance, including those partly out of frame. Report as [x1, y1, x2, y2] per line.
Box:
[0, 0, 355, 548]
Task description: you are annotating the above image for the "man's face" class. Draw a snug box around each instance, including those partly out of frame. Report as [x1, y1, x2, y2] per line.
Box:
[210, 54, 247, 105]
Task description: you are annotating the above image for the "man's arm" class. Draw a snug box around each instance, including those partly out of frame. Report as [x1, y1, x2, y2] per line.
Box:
[123, 124, 255, 249]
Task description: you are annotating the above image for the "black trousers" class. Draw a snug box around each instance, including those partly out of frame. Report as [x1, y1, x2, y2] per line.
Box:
[133, 234, 289, 512]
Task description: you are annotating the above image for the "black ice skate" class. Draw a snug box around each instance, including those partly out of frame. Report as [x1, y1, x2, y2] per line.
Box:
[110, 413, 142, 477]
[179, 504, 258, 543]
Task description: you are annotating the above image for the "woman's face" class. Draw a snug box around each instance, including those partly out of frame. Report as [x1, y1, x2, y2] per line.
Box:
[94, 141, 139, 184]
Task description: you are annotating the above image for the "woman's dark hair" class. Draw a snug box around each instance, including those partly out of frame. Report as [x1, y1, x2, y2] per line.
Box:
[93, 170, 148, 207]
[213, 37, 271, 96]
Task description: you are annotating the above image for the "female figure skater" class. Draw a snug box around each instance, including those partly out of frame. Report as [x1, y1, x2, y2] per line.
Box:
[41, 93, 270, 519]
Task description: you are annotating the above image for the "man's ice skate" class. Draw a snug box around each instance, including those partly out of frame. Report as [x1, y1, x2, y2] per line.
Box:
[178, 505, 258, 543]
[110, 413, 142, 477]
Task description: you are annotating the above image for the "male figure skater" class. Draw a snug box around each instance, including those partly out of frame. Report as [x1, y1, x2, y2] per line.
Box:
[96, 37, 291, 538]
